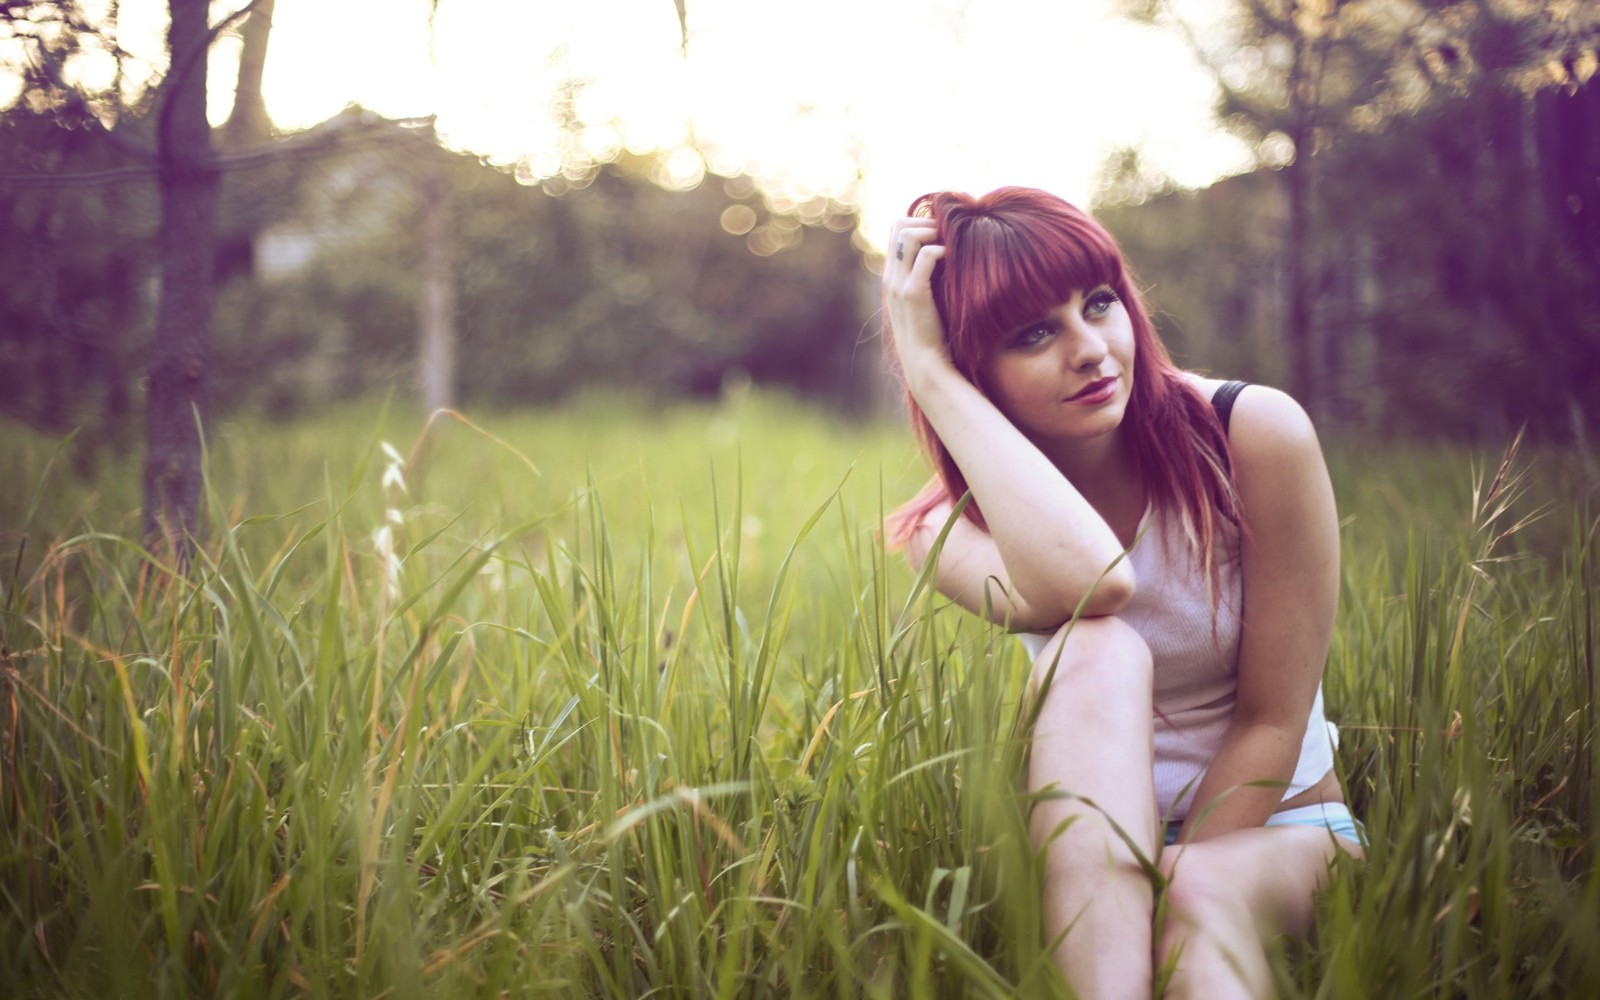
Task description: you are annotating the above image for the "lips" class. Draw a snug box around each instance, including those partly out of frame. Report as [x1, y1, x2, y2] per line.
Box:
[1067, 376, 1117, 402]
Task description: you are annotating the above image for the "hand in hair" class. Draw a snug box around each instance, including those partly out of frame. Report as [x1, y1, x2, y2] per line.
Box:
[882, 217, 952, 388]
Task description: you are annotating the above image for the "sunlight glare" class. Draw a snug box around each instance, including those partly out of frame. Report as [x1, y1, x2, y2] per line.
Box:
[8, 0, 1253, 253]
[658, 144, 706, 191]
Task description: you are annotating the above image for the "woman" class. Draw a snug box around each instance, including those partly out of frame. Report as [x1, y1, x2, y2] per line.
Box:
[882, 187, 1362, 1000]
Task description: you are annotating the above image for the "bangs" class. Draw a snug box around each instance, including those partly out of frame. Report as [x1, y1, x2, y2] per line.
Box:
[938, 209, 1126, 361]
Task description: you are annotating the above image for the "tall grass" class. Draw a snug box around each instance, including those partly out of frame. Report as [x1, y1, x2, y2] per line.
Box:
[1, 395, 1594, 998]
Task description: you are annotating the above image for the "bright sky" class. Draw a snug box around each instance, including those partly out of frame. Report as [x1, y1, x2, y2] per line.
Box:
[9, 0, 1252, 249]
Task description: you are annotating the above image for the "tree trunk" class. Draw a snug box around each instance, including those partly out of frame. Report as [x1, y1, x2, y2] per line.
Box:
[142, 0, 219, 552]
[220, 0, 274, 148]
[1283, 2, 1320, 420]
[1537, 78, 1600, 444]
[418, 163, 455, 415]
[1283, 146, 1315, 416]
[105, 251, 135, 450]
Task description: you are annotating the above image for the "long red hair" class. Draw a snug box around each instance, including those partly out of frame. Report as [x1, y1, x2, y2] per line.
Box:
[884, 187, 1242, 574]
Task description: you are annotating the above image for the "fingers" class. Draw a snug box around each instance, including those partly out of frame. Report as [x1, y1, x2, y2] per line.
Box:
[882, 218, 942, 287]
[889, 216, 938, 238]
[881, 217, 952, 368]
[888, 218, 938, 258]
[905, 242, 945, 285]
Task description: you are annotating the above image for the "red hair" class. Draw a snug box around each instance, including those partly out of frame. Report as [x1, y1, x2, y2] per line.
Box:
[884, 187, 1242, 577]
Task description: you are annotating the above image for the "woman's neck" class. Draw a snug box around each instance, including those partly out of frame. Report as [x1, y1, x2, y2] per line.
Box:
[1041, 427, 1134, 483]
[1042, 429, 1145, 541]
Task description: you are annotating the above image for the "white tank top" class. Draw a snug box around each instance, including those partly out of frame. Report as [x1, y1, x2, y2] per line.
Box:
[1020, 503, 1338, 821]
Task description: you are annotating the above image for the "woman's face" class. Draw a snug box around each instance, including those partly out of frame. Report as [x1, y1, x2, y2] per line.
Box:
[976, 285, 1137, 448]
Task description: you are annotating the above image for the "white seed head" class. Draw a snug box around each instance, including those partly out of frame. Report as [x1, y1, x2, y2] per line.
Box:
[382, 464, 407, 493]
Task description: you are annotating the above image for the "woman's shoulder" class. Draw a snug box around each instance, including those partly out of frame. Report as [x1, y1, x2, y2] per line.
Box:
[1179, 374, 1311, 428]
[1214, 382, 1323, 475]
[1177, 373, 1321, 466]
[1178, 373, 1257, 404]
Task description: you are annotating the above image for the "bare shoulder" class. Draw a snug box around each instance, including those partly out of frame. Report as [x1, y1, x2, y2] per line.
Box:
[1179, 374, 1318, 461]
[1225, 386, 1333, 537]
[1227, 384, 1323, 470]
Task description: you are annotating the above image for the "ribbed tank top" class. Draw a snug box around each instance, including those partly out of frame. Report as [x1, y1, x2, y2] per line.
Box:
[1020, 503, 1338, 821]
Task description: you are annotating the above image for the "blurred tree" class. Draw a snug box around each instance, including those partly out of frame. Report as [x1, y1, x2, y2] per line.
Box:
[0, 0, 265, 550]
[418, 156, 456, 414]
[141, 0, 221, 551]
[0, 91, 151, 463]
[1116, 0, 1406, 420]
[0, 4, 159, 463]
[218, 138, 869, 416]
[0, 0, 437, 549]
[1107, 0, 1600, 442]
[218, 0, 273, 149]
[4, 0, 871, 523]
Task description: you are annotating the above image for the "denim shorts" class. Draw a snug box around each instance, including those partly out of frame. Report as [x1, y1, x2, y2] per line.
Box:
[1164, 802, 1365, 848]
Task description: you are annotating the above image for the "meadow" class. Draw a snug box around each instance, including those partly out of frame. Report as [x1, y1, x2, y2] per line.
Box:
[1, 393, 1595, 998]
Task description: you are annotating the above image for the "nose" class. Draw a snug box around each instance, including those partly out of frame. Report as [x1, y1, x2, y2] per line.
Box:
[1064, 318, 1108, 371]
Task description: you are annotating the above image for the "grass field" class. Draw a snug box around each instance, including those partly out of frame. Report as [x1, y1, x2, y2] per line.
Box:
[1, 393, 1595, 998]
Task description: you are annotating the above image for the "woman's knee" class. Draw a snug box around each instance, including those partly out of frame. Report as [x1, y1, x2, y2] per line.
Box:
[1031, 615, 1152, 693]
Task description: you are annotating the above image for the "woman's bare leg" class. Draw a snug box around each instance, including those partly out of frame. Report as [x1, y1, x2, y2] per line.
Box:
[1156, 826, 1364, 999]
[1029, 616, 1159, 1000]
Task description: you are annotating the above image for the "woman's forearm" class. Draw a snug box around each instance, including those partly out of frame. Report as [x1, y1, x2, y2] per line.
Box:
[906, 359, 1135, 619]
[1174, 721, 1302, 842]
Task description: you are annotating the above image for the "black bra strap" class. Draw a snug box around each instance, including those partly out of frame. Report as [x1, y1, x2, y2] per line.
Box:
[1211, 380, 1249, 434]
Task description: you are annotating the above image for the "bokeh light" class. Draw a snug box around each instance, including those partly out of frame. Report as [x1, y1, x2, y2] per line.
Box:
[719, 203, 757, 236]
[22, 0, 1251, 252]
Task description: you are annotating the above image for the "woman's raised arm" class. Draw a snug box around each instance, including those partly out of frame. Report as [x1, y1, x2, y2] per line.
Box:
[885, 219, 1134, 630]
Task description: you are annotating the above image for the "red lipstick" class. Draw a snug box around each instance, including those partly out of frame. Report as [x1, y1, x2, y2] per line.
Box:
[1068, 376, 1117, 404]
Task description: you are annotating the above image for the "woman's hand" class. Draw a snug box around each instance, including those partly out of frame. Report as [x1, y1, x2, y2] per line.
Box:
[882, 218, 952, 388]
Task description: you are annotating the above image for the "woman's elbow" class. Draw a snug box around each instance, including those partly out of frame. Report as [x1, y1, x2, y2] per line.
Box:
[1075, 564, 1136, 617]
[1020, 565, 1136, 629]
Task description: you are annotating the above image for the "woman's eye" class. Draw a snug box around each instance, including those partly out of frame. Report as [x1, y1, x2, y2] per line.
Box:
[1013, 324, 1052, 348]
[1085, 289, 1121, 317]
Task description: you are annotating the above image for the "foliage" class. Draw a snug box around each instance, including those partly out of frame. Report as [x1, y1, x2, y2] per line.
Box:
[1, 0, 872, 490]
[216, 145, 870, 418]
[1, 91, 873, 438]
[0, 6, 159, 454]
[1, 0, 260, 544]
[0, 101, 154, 453]
[1, 397, 1596, 997]
[1104, 0, 1600, 443]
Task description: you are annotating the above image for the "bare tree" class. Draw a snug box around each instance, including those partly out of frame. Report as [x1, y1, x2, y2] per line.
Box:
[141, 0, 223, 552]
[418, 157, 456, 414]
[3, 0, 693, 553]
